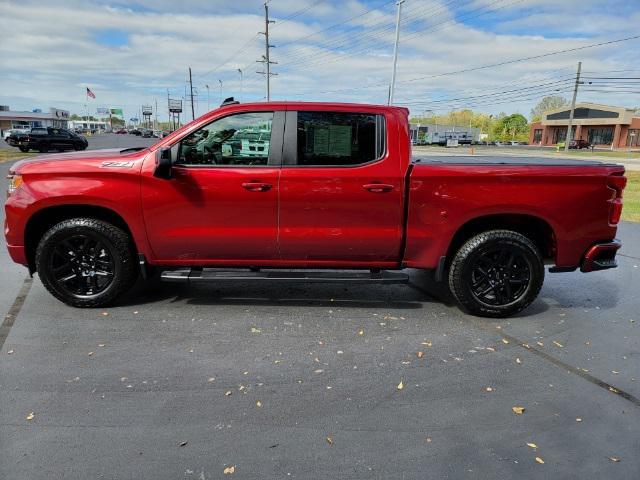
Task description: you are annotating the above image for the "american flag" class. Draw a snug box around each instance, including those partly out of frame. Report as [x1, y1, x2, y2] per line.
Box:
[86, 87, 96, 99]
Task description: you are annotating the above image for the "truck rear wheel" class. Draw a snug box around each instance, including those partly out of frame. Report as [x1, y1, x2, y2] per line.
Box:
[448, 230, 544, 318]
[35, 218, 138, 308]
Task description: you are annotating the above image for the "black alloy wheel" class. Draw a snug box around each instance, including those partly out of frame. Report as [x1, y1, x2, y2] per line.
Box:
[467, 245, 531, 306]
[448, 230, 544, 317]
[48, 233, 116, 297]
[36, 218, 138, 307]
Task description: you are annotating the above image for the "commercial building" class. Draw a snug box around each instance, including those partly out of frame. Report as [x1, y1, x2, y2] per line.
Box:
[0, 106, 70, 135]
[529, 102, 640, 148]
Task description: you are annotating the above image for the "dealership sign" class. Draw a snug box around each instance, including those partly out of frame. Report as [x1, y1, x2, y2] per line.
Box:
[50, 108, 69, 119]
[169, 99, 182, 113]
[142, 105, 153, 115]
[97, 107, 109, 115]
[110, 108, 124, 116]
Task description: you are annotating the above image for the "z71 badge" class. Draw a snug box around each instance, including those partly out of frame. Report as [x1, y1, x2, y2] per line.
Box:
[100, 161, 136, 168]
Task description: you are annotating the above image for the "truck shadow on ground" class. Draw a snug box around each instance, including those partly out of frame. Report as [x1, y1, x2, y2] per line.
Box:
[115, 268, 621, 317]
[116, 269, 456, 311]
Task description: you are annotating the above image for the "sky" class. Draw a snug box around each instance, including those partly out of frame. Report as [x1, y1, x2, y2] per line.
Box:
[1, 0, 639, 122]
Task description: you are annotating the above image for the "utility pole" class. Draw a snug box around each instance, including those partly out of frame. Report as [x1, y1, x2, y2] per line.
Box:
[155, 98, 158, 129]
[188, 67, 195, 121]
[257, 2, 277, 101]
[205, 84, 210, 111]
[238, 69, 243, 101]
[388, 0, 404, 105]
[564, 61, 582, 152]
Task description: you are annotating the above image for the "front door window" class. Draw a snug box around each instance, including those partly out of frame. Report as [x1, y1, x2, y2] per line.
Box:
[177, 112, 273, 166]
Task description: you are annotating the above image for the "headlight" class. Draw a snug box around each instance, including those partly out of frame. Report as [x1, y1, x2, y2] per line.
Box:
[7, 174, 23, 196]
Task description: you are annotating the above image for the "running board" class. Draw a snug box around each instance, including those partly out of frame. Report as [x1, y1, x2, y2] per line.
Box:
[160, 268, 409, 284]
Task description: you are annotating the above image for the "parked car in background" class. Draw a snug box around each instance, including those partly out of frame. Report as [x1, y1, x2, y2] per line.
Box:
[6, 127, 88, 153]
[152, 130, 163, 138]
[3, 128, 29, 142]
[141, 129, 154, 138]
[129, 129, 142, 136]
[115, 128, 128, 134]
[4, 101, 627, 318]
[569, 139, 591, 149]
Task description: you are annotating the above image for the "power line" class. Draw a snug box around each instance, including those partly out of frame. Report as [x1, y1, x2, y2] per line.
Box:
[281, 0, 521, 70]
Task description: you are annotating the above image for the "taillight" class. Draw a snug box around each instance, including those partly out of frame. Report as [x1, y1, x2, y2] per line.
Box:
[607, 174, 627, 225]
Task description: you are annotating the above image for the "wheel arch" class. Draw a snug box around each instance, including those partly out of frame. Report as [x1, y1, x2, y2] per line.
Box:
[445, 213, 557, 267]
[24, 204, 136, 274]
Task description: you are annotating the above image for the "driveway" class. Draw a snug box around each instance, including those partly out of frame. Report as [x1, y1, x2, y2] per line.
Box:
[1, 160, 638, 479]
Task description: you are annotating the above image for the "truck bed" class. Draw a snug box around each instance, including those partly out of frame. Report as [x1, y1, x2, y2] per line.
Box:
[412, 154, 616, 167]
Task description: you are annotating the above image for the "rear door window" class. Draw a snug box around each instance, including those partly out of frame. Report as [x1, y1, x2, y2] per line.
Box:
[295, 111, 385, 166]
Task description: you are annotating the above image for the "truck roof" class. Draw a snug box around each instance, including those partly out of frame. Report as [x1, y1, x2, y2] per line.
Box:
[217, 101, 409, 114]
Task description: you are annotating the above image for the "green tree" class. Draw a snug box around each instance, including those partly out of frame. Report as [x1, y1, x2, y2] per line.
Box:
[493, 113, 529, 142]
[530, 96, 569, 122]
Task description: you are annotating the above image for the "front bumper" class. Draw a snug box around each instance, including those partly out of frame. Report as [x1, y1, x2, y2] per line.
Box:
[6, 243, 27, 266]
[580, 239, 621, 273]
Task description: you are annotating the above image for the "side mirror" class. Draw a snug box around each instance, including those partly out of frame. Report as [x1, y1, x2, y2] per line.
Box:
[154, 147, 173, 179]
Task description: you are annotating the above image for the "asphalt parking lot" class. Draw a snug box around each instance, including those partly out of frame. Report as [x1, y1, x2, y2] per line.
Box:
[0, 144, 639, 479]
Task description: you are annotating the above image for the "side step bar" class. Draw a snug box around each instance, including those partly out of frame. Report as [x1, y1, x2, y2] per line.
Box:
[160, 268, 409, 284]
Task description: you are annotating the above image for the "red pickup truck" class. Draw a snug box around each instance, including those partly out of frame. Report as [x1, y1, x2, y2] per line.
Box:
[4, 101, 627, 317]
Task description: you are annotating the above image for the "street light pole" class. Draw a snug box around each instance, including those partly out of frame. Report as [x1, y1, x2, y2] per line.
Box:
[218, 79, 223, 103]
[388, 0, 404, 105]
[238, 69, 243, 101]
[205, 84, 210, 111]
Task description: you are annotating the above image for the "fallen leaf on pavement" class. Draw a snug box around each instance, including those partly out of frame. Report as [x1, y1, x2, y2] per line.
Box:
[552, 341, 563, 348]
[256, 401, 262, 408]
[26, 412, 35, 421]
[7, 350, 13, 355]
[536, 342, 544, 347]
[486, 347, 495, 352]
[326, 436, 333, 446]
[502, 339, 509, 344]
[250, 327, 261, 333]
[357, 329, 364, 336]
[609, 457, 620, 463]
[516, 358, 522, 364]
[576, 417, 582, 422]
[101, 312, 109, 316]
[223, 465, 235, 474]
[88, 352, 94, 356]
[417, 351, 424, 359]
[397, 380, 404, 390]
[98, 344, 105, 347]
[512, 406, 525, 415]
[314, 369, 324, 374]
[486, 387, 494, 392]
[179, 441, 188, 447]
[527, 443, 538, 449]
[535, 457, 544, 464]
[225, 391, 232, 396]
[421, 341, 432, 347]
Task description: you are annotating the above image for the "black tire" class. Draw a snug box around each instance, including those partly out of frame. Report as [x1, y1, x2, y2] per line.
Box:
[448, 230, 544, 318]
[35, 218, 138, 308]
[18, 146, 29, 152]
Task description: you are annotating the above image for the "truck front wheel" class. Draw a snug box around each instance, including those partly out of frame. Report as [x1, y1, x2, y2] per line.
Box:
[35, 218, 138, 308]
[448, 230, 544, 318]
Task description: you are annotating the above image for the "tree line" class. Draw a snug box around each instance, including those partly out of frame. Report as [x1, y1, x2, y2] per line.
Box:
[410, 96, 570, 142]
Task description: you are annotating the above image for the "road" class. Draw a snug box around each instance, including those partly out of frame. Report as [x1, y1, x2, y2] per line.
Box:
[0, 150, 639, 479]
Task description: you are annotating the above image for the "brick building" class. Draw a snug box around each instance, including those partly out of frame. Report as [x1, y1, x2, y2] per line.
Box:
[528, 102, 640, 148]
